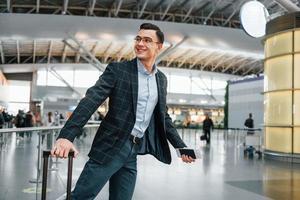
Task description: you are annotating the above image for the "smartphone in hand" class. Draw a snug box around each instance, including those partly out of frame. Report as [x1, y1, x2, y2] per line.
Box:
[176, 148, 200, 159]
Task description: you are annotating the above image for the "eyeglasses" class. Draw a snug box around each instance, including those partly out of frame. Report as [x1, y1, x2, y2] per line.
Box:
[134, 36, 160, 45]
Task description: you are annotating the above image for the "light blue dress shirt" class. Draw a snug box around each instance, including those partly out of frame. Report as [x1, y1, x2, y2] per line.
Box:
[131, 59, 158, 138]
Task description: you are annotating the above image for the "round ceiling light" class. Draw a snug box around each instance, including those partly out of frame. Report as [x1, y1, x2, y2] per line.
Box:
[240, 0, 269, 38]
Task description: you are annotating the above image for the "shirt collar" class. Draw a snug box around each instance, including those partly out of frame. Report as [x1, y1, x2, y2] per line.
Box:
[137, 59, 158, 76]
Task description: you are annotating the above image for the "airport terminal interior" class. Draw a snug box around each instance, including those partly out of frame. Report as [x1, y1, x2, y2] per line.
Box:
[1, 0, 300, 199]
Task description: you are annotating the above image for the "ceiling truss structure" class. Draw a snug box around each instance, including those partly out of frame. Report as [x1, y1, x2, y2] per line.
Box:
[0, 0, 295, 29]
[1, 0, 297, 75]
[0, 39, 263, 75]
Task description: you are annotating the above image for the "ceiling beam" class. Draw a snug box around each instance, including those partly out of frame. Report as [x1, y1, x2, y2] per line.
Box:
[49, 68, 81, 97]
[179, 0, 191, 8]
[178, 51, 198, 67]
[222, 57, 247, 73]
[273, 0, 300, 12]
[0, 4, 242, 28]
[203, 52, 226, 69]
[63, 39, 103, 71]
[230, 60, 248, 74]
[52, 8, 61, 14]
[222, 9, 237, 26]
[115, 45, 128, 60]
[168, 49, 191, 67]
[27, 7, 36, 13]
[195, 75, 215, 97]
[22, 56, 33, 64]
[102, 42, 113, 56]
[47, 40, 53, 63]
[166, 53, 184, 67]
[183, 1, 195, 22]
[7, 57, 16, 64]
[219, 2, 232, 12]
[138, 0, 150, 18]
[0, 41, 5, 64]
[191, 77, 211, 96]
[229, 57, 248, 66]
[91, 41, 100, 56]
[102, 42, 113, 63]
[118, 47, 132, 61]
[88, 0, 96, 15]
[33, 40, 36, 63]
[152, 0, 164, 11]
[68, 34, 106, 71]
[164, 49, 188, 67]
[223, 0, 247, 26]
[203, 0, 222, 25]
[189, 51, 209, 69]
[242, 61, 262, 75]
[36, 0, 40, 13]
[211, 55, 236, 71]
[232, 59, 258, 74]
[6, 0, 11, 13]
[114, 0, 123, 16]
[161, 0, 175, 20]
[16, 40, 20, 64]
[110, 0, 117, 10]
[193, 1, 211, 14]
[75, 51, 81, 63]
[61, 42, 68, 63]
[62, 0, 69, 14]
[156, 35, 188, 63]
[112, 44, 127, 58]
[199, 52, 218, 70]
[74, 41, 83, 63]
[264, 0, 277, 9]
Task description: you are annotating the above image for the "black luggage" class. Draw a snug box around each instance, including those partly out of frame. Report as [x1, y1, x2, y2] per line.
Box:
[41, 150, 74, 200]
[200, 135, 206, 141]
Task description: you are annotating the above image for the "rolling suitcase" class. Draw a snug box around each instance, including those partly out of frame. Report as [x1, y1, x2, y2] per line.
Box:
[41, 150, 74, 200]
[200, 135, 206, 141]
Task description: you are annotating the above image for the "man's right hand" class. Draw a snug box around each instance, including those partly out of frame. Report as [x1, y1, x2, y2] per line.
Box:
[51, 138, 79, 158]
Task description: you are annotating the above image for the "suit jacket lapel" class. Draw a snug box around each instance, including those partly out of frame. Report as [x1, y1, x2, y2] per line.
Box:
[131, 58, 138, 115]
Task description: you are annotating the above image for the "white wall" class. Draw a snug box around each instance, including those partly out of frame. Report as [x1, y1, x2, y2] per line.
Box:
[0, 81, 31, 114]
[228, 76, 264, 129]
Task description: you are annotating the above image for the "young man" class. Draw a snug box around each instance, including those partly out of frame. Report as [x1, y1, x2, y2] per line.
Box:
[51, 23, 195, 200]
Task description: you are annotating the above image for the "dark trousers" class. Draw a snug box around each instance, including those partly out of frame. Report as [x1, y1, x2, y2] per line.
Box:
[203, 129, 210, 144]
[71, 138, 141, 200]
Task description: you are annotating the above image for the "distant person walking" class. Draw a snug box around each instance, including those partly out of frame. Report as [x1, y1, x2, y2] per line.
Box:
[0, 107, 4, 129]
[24, 111, 35, 138]
[46, 112, 54, 126]
[15, 110, 25, 138]
[244, 113, 254, 134]
[202, 113, 214, 144]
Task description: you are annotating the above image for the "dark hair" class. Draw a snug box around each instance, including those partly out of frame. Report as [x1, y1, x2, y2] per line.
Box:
[140, 23, 164, 44]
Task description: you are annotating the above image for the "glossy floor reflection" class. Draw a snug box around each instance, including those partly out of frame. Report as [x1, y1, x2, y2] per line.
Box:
[1, 129, 300, 200]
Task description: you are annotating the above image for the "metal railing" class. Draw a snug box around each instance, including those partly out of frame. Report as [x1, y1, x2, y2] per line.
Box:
[0, 123, 100, 199]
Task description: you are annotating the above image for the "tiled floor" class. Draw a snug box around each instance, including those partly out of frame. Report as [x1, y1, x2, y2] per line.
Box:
[1, 129, 300, 200]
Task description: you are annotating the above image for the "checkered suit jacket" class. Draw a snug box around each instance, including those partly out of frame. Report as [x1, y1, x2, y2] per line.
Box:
[57, 58, 186, 164]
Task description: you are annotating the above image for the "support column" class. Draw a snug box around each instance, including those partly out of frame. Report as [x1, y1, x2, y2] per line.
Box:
[264, 12, 300, 162]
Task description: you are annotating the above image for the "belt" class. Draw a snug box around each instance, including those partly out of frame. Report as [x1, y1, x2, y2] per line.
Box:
[129, 135, 142, 144]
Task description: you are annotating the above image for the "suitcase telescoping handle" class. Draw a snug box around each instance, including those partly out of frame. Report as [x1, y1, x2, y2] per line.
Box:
[41, 150, 75, 200]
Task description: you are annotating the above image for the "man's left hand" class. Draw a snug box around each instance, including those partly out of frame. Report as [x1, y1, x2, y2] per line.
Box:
[181, 155, 195, 163]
